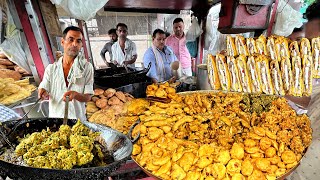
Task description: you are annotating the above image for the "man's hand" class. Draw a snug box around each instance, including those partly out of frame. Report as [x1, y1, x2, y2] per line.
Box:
[112, 60, 118, 65]
[63, 91, 91, 102]
[63, 91, 79, 101]
[38, 88, 49, 100]
[168, 76, 177, 84]
[123, 61, 129, 65]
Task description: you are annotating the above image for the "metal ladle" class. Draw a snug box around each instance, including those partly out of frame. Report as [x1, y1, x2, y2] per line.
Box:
[63, 96, 69, 125]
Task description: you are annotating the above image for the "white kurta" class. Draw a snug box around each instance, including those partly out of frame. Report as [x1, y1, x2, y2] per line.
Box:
[111, 38, 137, 68]
[38, 55, 94, 121]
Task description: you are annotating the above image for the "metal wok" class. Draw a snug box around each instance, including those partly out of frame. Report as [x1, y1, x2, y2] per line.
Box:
[94, 63, 151, 88]
[0, 118, 138, 180]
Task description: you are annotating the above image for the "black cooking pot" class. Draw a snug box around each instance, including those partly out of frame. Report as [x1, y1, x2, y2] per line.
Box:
[94, 63, 151, 88]
[0, 118, 139, 180]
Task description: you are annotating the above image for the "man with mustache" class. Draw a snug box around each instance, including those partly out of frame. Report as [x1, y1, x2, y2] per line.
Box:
[111, 23, 137, 68]
[143, 29, 179, 83]
[38, 26, 94, 121]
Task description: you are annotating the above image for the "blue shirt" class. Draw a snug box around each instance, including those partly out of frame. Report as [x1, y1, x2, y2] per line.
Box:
[143, 46, 177, 82]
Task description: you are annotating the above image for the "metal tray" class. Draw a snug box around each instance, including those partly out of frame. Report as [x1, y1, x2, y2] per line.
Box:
[132, 90, 310, 180]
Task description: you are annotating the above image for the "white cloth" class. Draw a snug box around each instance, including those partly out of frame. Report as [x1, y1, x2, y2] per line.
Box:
[38, 55, 94, 121]
[151, 45, 167, 82]
[181, 67, 192, 77]
[111, 38, 137, 68]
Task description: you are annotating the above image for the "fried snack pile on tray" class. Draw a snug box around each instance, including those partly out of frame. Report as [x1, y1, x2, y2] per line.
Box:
[87, 88, 138, 134]
[131, 92, 312, 180]
[208, 35, 320, 96]
[86, 88, 134, 118]
[0, 78, 36, 105]
[146, 82, 182, 102]
[14, 120, 108, 169]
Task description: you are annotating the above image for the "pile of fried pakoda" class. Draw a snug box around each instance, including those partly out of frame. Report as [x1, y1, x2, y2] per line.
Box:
[146, 82, 182, 102]
[87, 88, 136, 133]
[15, 120, 107, 169]
[131, 92, 312, 180]
[208, 35, 320, 96]
[86, 88, 134, 118]
[0, 78, 36, 105]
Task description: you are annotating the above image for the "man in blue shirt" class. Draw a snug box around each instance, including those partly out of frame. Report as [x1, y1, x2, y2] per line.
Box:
[143, 29, 179, 83]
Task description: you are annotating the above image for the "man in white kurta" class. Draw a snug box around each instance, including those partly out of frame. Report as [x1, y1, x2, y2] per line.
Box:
[38, 26, 94, 121]
[111, 23, 137, 68]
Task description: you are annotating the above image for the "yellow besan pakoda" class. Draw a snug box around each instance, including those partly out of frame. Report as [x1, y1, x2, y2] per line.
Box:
[131, 92, 312, 180]
[15, 120, 101, 169]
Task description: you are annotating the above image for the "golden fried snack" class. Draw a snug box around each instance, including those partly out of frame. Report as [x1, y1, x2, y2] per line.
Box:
[275, 168, 286, 177]
[235, 35, 249, 56]
[154, 160, 171, 177]
[230, 143, 244, 160]
[212, 163, 227, 179]
[300, 38, 312, 56]
[178, 152, 196, 171]
[227, 159, 242, 175]
[270, 60, 285, 96]
[241, 159, 253, 176]
[281, 57, 294, 94]
[244, 139, 257, 147]
[247, 55, 262, 93]
[302, 55, 313, 96]
[275, 37, 290, 60]
[231, 173, 245, 180]
[103, 88, 116, 98]
[155, 88, 167, 98]
[236, 55, 251, 93]
[281, 150, 296, 164]
[247, 38, 258, 55]
[108, 96, 121, 106]
[145, 161, 160, 171]
[173, 116, 193, 131]
[256, 35, 267, 55]
[95, 98, 108, 109]
[256, 55, 274, 95]
[91, 96, 99, 102]
[199, 144, 216, 157]
[197, 156, 213, 168]
[216, 54, 231, 91]
[171, 163, 186, 180]
[227, 35, 238, 57]
[0, 69, 21, 80]
[265, 147, 276, 158]
[207, 54, 221, 90]
[86, 102, 99, 113]
[152, 155, 170, 166]
[248, 169, 266, 180]
[132, 144, 141, 155]
[289, 41, 300, 58]
[115, 91, 126, 102]
[216, 150, 231, 166]
[255, 158, 271, 172]
[94, 88, 104, 96]
[147, 127, 164, 140]
[185, 171, 201, 180]
[260, 137, 272, 151]
[266, 36, 277, 60]
[312, 37, 320, 78]
[227, 56, 242, 92]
